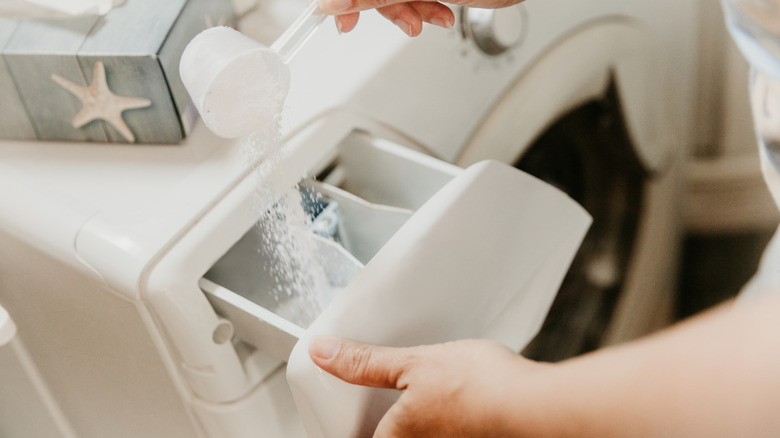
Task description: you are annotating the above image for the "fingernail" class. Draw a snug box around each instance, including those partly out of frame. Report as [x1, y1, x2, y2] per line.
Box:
[335, 16, 343, 35]
[310, 336, 341, 360]
[430, 17, 452, 29]
[394, 19, 413, 37]
[322, 0, 352, 12]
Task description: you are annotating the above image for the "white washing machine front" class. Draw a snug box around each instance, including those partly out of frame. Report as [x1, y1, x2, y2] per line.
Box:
[0, 2, 696, 437]
[263, 0, 695, 359]
[246, 0, 698, 160]
[455, 18, 689, 359]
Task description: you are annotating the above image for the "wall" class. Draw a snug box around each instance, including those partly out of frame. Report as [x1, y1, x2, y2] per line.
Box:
[686, 0, 780, 233]
[680, 0, 779, 315]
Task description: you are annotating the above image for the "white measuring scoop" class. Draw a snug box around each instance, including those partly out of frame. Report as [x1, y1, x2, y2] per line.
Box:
[180, 2, 326, 139]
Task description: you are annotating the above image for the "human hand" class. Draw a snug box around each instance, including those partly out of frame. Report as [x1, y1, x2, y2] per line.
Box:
[318, 0, 525, 37]
[751, 72, 780, 145]
[736, 0, 780, 35]
[308, 336, 546, 437]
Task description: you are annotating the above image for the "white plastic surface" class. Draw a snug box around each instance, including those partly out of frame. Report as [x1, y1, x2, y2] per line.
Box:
[0, 305, 15, 347]
[287, 160, 591, 438]
[200, 233, 364, 362]
[180, 26, 289, 139]
[180, 3, 325, 139]
[270, 1, 327, 64]
[0, 0, 122, 17]
[0, 305, 76, 438]
[0, 2, 695, 437]
[457, 21, 673, 172]
[492, 6, 526, 48]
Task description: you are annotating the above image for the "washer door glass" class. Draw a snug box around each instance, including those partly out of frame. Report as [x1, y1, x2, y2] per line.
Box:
[518, 82, 647, 362]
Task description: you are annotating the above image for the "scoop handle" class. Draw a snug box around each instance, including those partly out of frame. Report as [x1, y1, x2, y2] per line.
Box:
[270, 1, 328, 64]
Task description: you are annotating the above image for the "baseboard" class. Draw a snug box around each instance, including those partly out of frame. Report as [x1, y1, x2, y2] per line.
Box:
[686, 153, 780, 233]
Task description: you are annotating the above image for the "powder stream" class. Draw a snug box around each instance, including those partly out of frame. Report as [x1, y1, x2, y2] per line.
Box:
[238, 86, 331, 328]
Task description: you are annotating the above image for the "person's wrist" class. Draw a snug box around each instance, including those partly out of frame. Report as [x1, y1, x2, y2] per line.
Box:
[492, 359, 562, 437]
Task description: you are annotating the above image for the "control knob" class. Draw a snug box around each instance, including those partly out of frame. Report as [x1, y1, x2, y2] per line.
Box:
[462, 6, 527, 56]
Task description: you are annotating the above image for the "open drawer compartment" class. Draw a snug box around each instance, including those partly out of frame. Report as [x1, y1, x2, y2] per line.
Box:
[200, 132, 462, 362]
[199, 132, 591, 377]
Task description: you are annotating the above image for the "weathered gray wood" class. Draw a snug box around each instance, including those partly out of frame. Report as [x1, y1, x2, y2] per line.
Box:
[0, 19, 35, 139]
[73, 54, 180, 144]
[158, 0, 236, 134]
[4, 15, 108, 142]
[78, 0, 188, 144]
[80, 0, 187, 55]
[0, 0, 235, 144]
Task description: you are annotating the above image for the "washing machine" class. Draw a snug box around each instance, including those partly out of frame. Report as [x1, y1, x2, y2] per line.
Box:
[0, 0, 697, 437]
[266, 0, 697, 359]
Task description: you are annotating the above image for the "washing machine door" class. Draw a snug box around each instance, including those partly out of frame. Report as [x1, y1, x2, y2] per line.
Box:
[285, 157, 591, 438]
[453, 20, 684, 361]
[456, 20, 677, 174]
[193, 133, 590, 437]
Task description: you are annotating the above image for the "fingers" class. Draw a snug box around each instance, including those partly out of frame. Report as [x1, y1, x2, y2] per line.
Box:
[309, 336, 415, 389]
[335, 12, 360, 33]
[320, 0, 436, 15]
[376, 3, 423, 36]
[320, 0, 523, 15]
[409, 2, 455, 29]
[324, 1, 455, 36]
[376, 2, 454, 36]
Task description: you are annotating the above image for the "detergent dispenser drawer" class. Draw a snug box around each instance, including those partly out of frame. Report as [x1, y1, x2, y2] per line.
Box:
[287, 156, 593, 438]
[201, 133, 462, 362]
[200, 132, 590, 378]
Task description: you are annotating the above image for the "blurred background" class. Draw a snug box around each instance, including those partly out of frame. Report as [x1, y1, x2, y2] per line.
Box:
[679, 0, 779, 319]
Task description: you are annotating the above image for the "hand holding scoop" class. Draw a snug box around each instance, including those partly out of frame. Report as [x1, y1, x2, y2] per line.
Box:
[180, 2, 326, 139]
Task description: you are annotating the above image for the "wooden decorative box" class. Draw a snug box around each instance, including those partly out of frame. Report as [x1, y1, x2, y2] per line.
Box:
[0, 0, 235, 144]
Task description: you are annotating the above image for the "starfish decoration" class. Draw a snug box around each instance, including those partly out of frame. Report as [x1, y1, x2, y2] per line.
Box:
[51, 61, 151, 143]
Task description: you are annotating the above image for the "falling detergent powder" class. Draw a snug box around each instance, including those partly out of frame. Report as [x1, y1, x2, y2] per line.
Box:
[180, 13, 333, 327]
[243, 121, 332, 327]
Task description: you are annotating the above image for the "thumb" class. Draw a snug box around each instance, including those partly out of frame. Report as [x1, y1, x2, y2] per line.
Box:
[309, 336, 413, 389]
